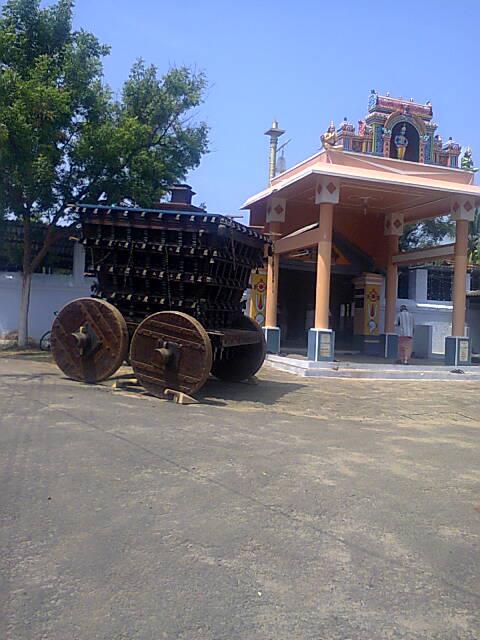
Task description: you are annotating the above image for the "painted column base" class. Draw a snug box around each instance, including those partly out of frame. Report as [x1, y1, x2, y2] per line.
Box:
[379, 333, 399, 359]
[445, 336, 471, 366]
[308, 328, 335, 361]
[263, 326, 281, 354]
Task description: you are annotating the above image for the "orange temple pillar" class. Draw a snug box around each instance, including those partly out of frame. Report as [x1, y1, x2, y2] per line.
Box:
[445, 198, 474, 366]
[308, 176, 339, 361]
[384, 234, 399, 334]
[452, 218, 469, 337]
[314, 203, 333, 329]
[263, 197, 286, 354]
[265, 222, 280, 328]
[382, 213, 404, 358]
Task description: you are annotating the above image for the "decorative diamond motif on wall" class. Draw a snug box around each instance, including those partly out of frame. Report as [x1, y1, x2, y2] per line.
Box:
[266, 197, 287, 223]
[326, 182, 337, 194]
[384, 212, 404, 236]
[451, 197, 475, 221]
[315, 177, 340, 204]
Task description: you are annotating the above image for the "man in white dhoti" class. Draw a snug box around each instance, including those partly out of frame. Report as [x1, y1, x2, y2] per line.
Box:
[396, 304, 414, 364]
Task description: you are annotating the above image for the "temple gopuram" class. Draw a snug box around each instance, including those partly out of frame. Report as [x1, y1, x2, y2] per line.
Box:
[334, 90, 462, 167]
[244, 91, 480, 366]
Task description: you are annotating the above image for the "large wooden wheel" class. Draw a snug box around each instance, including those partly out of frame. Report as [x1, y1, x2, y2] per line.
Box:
[50, 298, 129, 383]
[129, 311, 213, 398]
[211, 316, 266, 382]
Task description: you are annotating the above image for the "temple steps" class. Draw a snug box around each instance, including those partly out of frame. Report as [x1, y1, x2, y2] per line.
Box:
[266, 354, 480, 381]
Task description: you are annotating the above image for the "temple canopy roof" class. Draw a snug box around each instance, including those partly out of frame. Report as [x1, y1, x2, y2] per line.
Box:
[243, 147, 480, 224]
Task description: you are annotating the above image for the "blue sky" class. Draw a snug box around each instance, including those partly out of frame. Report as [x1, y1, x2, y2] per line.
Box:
[8, 1, 480, 217]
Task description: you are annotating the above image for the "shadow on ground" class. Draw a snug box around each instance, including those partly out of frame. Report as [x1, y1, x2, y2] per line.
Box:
[106, 370, 304, 407]
[198, 376, 304, 406]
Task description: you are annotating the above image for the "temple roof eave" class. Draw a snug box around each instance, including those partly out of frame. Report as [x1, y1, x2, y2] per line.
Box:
[241, 165, 315, 209]
[241, 154, 480, 211]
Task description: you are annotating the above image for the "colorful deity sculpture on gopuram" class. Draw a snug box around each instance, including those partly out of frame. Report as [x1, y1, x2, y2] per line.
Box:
[461, 147, 478, 172]
[320, 120, 338, 149]
[394, 124, 408, 160]
[320, 89, 474, 169]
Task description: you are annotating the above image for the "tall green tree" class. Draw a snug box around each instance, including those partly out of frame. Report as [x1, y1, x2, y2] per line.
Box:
[401, 213, 480, 266]
[468, 208, 480, 264]
[0, 0, 208, 346]
[400, 216, 454, 252]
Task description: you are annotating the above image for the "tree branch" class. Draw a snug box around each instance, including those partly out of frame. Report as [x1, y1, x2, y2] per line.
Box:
[30, 224, 73, 273]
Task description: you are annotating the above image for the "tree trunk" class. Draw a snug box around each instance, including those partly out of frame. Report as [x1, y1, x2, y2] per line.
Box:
[18, 270, 32, 348]
[16, 209, 70, 347]
[18, 212, 33, 348]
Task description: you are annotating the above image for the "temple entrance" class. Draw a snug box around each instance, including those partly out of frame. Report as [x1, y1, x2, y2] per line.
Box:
[278, 266, 315, 349]
[278, 265, 356, 351]
[390, 121, 420, 162]
[330, 274, 355, 350]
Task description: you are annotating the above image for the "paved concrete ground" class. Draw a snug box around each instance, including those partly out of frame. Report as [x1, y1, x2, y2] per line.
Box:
[0, 355, 479, 639]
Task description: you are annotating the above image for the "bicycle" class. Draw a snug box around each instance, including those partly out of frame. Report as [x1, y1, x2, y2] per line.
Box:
[39, 310, 58, 351]
[39, 329, 52, 351]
